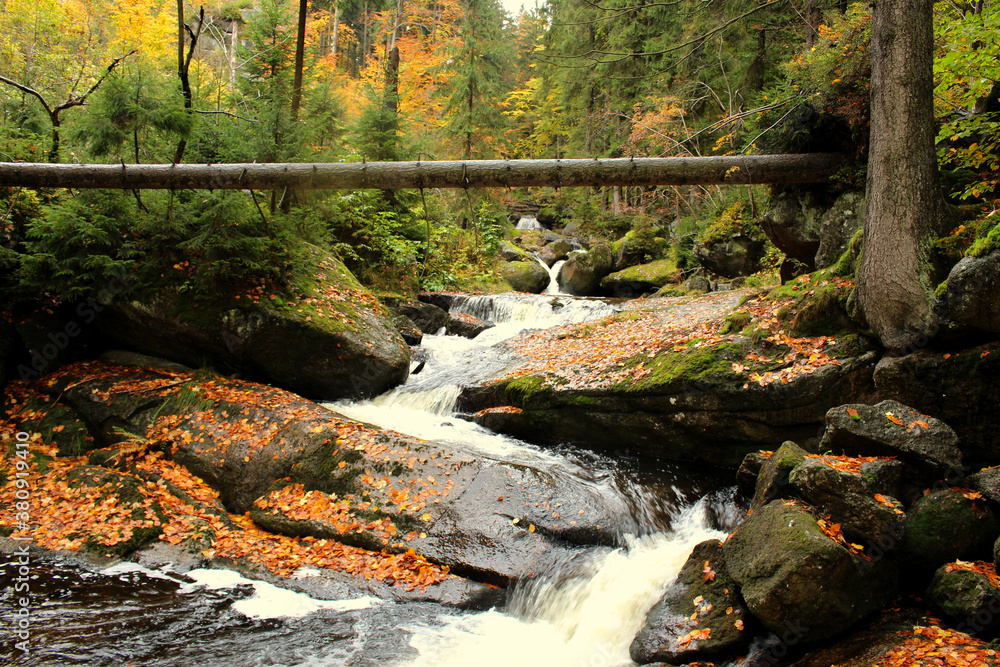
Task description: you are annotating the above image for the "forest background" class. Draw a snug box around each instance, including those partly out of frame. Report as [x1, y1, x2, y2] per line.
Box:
[1, 0, 998, 306]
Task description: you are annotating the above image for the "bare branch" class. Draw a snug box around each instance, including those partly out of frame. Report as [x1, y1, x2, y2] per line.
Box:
[52, 51, 137, 115]
[193, 110, 261, 122]
[0, 75, 54, 115]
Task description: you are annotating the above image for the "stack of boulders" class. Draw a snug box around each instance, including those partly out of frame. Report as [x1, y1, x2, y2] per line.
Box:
[630, 399, 1000, 665]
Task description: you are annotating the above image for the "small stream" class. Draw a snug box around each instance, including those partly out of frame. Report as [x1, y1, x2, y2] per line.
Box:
[2, 292, 746, 667]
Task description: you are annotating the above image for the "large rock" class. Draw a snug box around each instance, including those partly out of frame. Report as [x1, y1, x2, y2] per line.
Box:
[499, 260, 549, 293]
[464, 349, 878, 468]
[926, 563, 1000, 637]
[538, 238, 573, 267]
[559, 246, 613, 296]
[97, 247, 409, 400]
[723, 501, 898, 642]
[630, 540, 752, 664]
[43, 360, 635, 587]
[448, 312, 494, 339]
[694, 235, 765, 279]
[750, 441, 808, 511]
[900, 488, 1000, 577]
[396, 301, 449, 335]
[737, 451, 769, 496]
[789, 457, 907, 549]
[760, 188, 826, 267]
[873, 341, 1000, 466]
[417, 291, 463, 312]
[499, 241, 531, 262]
[600, 259, 679, 297]
[612, 228, 667, 271]
[966, 467, 1000, 506]
[815, 192, 865, 269]
[820, 400, 963, 483]
[938, 252, 1000, 334]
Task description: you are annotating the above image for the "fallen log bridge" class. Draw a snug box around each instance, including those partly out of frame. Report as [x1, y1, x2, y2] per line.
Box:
[0, 153, 846, 191]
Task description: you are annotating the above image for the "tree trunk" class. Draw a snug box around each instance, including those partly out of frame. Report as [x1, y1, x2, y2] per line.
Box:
[48, 113, 61, 164]
[857, 0, 949, 353]
[0, 154, 846, 191]
[291, 0, 308, 122]
[331, 4, 339, 64]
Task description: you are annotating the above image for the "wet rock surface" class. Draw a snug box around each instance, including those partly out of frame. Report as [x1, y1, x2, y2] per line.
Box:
[631, 539, 752, 664]
[38, 360, 635, 588]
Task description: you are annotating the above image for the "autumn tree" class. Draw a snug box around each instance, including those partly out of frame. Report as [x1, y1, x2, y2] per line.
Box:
[0, 0, 134, 163]
[855, 0, 951, 352]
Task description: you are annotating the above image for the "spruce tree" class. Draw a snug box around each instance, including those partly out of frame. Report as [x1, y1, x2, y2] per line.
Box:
[442, 0, 513, 158]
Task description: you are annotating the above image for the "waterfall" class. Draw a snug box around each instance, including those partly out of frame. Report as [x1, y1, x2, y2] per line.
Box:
[544, 259, 566, 295]
[332, 292, 617, 452]
[328, 290, 744, 666]
[515, 216, 544, 230]
[398, 496, 731, 667]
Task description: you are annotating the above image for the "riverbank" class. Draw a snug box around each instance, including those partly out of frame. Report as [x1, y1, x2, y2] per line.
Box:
[4, 285, 1000, 666]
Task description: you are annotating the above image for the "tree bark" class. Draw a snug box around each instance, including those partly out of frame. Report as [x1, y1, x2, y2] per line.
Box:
[0, 153, 845, 190]
[331, 3, 339, 64]
[174, 7, 204, 164]
[291, 0, 308, 122]
[857, 0, 949, 353]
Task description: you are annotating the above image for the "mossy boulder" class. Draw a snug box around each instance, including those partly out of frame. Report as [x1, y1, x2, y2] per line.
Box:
[815, 191, 865, 269]
[98, 247, 409, 400]
[612, 228, 668, 271]
[761, 187, 827, 267]
[820, 400, 963, 485]
[926, 563, 1000, 638]
[464, 346, 878, 467]
[900, 489, 1000, 577]
[694, 235, 766, 279]
[559, 246, 613, 296]
[937, 252, 1000, 334]
[499, 260, 549, 293]
[500, 240, 531, 261]
[630, 539, 752, 664]
[751, 441, 809, 510]
[723, 500, 899, 642]
[873, 341, 1000, 465]
[600, 259, 679, 297]
[789, 458, 908, 549]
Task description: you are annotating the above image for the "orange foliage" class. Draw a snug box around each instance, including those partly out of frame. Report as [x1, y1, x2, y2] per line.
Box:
[945, 560, 1000, 591]
[875, 626, 999, 666]
[805, 453, 897, 476]
[0, 368, 456, 592]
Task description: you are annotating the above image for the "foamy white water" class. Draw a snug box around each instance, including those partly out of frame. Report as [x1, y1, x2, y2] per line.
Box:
[399, 498, 727, 667]
[100, 563, 383, 620]
[178, 568, 383, 619]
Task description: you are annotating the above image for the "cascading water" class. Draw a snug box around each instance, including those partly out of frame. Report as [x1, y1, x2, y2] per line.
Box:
[399, 494, 739, 667]
[515, 216, 544, 230]
[544, 259, 567, 295]
[4, 291, 745, 667]
[330, 292, 745, 666]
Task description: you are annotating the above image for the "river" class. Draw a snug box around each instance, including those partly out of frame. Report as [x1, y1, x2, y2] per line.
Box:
[1, 292, 745, 667]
